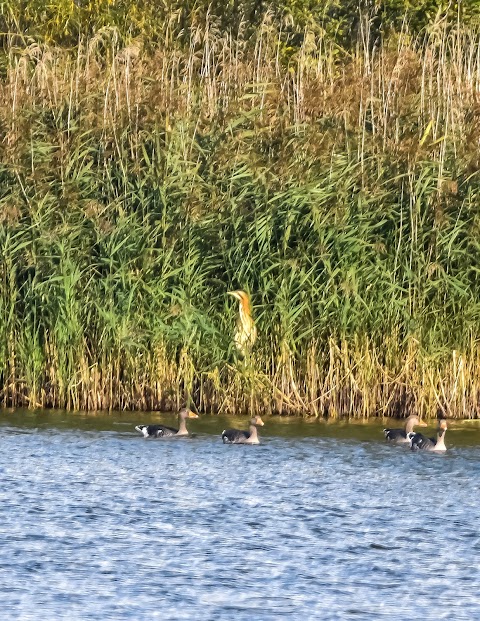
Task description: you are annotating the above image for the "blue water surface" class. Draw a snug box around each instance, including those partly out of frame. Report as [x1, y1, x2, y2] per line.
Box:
[0, 411, 479, 620]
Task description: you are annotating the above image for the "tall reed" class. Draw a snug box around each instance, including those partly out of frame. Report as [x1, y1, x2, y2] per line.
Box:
[1, 13, 480, 417]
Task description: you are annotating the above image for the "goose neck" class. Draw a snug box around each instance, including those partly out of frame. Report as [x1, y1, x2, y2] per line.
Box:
[434, 428, 447, 451]
[405, 417, 417, 433]
[177, 417, 188, 435]
[247, 424, 259, 443]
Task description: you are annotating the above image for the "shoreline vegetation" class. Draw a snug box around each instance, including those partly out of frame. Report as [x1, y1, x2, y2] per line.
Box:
[1, 2, 480, 418]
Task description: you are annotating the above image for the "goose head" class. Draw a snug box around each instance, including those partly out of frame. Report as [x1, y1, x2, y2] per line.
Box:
[251, 415, 264, 427]
[179, 407, 199, 420]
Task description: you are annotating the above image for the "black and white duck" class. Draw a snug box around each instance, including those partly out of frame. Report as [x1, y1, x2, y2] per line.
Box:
[221, 415, 264, 444]
[383, 414, 427, 443]
[407, 418, 448, 451]
[135, 408, 199, 438]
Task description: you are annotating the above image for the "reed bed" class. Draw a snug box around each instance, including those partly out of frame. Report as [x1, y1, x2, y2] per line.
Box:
[1, 11, 480, 418]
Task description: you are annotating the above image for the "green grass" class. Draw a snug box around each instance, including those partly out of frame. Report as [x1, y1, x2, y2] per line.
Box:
[1, 17, 480, 417]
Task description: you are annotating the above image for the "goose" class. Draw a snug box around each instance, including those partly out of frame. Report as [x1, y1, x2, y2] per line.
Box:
[135, 408, 198, 438]
[383, 414, 427, 443]
[221, 415, 264, 444]
[407, 418, 448, 451]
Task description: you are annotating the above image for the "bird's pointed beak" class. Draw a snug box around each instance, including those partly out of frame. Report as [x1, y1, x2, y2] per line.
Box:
[188, 410, 199, 419]
[418, 420, 428, 427]
[257, 417, 265, 426]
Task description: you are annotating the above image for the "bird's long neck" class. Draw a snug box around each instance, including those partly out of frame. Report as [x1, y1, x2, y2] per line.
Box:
[238, 302, 253, 329]
[434, 427, 447, 451]
[405, 418, 417, 433]
[177, 416, 188, 435]
[248, 424, 258, 442]
[239, 295, 251, 316]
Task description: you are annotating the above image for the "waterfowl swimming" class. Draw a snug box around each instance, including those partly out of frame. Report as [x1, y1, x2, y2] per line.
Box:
[135, 408, 198, 438]
[407, 418, 448, 451]
[221, 415, 264, 444]
[383, 414, 427, 443]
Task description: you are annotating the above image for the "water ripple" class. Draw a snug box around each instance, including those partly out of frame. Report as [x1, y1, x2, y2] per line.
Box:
[0, 422, 479, 620]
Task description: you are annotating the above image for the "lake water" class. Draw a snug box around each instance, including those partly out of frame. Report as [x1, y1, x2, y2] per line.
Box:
[1, 409, 480, 620]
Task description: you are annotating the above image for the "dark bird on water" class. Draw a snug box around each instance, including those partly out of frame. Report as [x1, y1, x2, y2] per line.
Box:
[407, 418, 448, 451]
[135, 407, 199, 438]
[221, 415, 264, 445]
[383, 414, 427, 443]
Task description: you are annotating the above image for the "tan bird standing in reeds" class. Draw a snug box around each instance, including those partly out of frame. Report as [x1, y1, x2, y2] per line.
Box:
[228, 290, 257, 356]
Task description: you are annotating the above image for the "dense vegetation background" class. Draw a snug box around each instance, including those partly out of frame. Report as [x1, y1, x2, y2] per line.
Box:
[1, 1, 480, 417]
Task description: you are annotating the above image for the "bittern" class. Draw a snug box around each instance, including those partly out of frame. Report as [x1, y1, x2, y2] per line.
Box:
[227, 290, 257, 356]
